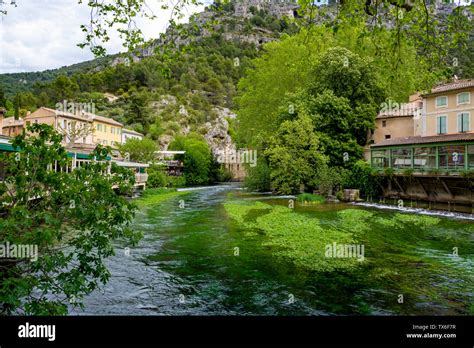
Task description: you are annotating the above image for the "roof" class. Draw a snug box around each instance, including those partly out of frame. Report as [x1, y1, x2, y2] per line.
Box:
[0, 134, 12, 144]
[371, 133, 474, 148]
[123, 128, 144, 136]
[422, 79, 474, 96]
[2, 117, 24, 127]
[38, 107, 91, 122]
[113, 160, 149, 168]
[31, 107, 122, 126]
[156, 151, 186, 155]
[84, 112, 123, 127]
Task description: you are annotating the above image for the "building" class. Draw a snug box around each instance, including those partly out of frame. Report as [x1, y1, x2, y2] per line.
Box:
[369, 79, 474, 207]
[6, 107, 125, 148]
[1, 117, 24, 137]
[25, 107, 93, 146]
[122, 128, 144, 143]
[371, 79, 474, 170]
[372, 94, 423, 144]
[420, 79, 473, 136]
[86, 113, 123, 147]
[156, 151, 185, 176]
[0, 135, 148, 190]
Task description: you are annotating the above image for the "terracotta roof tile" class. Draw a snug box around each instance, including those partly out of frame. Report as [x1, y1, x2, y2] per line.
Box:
[424, 79, 474, 96]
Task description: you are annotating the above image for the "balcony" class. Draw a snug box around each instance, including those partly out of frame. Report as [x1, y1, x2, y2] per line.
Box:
[135, 173, 148, 184]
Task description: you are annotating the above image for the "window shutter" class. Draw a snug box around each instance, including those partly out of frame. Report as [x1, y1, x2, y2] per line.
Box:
[437, 117, 441, 134]
[463, 113, 469, 132]
[458, 114, 463, 132]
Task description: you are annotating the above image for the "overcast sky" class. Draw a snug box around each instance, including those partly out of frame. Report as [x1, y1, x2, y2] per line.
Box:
[0, 0, 208, 74]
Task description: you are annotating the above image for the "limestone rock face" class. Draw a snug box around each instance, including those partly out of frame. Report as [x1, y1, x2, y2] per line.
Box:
[150, 95, 236, 156]
[233, 0, 299, 19]
[204, 107, 237, 157]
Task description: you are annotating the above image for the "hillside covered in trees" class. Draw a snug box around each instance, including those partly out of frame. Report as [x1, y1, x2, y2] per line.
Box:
[0, 0, 472, 183]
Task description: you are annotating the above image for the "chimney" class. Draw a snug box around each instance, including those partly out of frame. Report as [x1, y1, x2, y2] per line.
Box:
[0, 108, 5, 136]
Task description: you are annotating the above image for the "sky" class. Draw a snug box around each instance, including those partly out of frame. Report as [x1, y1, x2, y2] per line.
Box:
[0, 0, 209, 74]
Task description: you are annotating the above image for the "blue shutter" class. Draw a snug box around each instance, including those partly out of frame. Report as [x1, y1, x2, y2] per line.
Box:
[458, 114, 463, 132]
[463, 113, 469, 132]
[441, 116, 447, 134]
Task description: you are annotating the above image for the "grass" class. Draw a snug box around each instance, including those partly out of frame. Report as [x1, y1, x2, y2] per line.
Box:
[296, 193, 326, 204]
[136, 187, 190, 206]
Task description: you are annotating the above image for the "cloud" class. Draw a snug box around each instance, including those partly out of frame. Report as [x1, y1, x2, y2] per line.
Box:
[0, 0, 207, 74]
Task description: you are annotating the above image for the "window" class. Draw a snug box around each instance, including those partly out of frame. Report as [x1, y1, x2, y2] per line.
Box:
[457, 113, 470, 132]
[111, 127, 115, 134]
[385, 135, 391, 139]
[97, 124, 102, 132]
[438, 145, 465, 170]
[468, 145, 474, 169]
[104, 125, 107, 132]
[436, 116, 447, 134]
[382, 120, 387, 127]
[391, 148, 412, 168]
[436, 96, 448, 108]
[457, 92, 470, 105]
[414, 147, 436, 169]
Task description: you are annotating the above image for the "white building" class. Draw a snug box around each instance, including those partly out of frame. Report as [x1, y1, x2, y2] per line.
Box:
[122, 128, 144, 143]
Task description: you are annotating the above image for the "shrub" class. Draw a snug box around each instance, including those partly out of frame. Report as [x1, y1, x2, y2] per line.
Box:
[244, 159, 271, 192]
[345, 160, 381, 197]
[147, 166, 168, 188]
[167, 176, 186, 188]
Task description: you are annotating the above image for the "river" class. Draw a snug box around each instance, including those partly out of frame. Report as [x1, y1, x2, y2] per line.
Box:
[72, 184, 474, 315]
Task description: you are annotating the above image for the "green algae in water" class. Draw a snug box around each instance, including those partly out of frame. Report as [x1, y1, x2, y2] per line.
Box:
[224, 202, 363, 272]
[223, 200, 474, 314]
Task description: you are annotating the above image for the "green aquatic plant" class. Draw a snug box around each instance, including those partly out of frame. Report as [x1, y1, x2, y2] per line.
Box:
[375, 213, 440, 231]
[336, 209, 374, 235]
[224, 201, 363, 272]
[297, 193, 326, 204]
[223, 201, 272, 229]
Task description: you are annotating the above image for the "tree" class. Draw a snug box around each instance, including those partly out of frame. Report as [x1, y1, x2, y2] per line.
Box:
[52, 76, 80, 103]
[124, 88, 152, 131]
[265, 115, 327, 194]
[0, 124, 140, 315]
[0, 85, 6, 108]
[305, 48, 385, 166]
[13, 94, 21, 120]
[169, 134, 212, 185]
[118, 137, 158, 163]
[57, 121, 95, 149]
